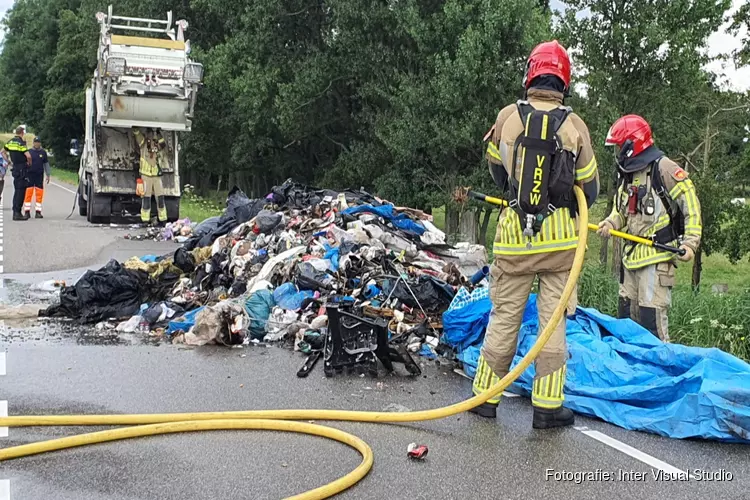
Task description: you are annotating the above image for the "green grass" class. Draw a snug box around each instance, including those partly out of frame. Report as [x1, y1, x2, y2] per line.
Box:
[179, 188, 223, 222]
[50, 167, 79, 186]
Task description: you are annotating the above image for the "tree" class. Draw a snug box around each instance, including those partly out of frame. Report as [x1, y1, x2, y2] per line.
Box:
[556, 0, 731, 284]
[329, 0, 551, 222]
[0, 0, 82, 130]
[731, 2, 750, 65]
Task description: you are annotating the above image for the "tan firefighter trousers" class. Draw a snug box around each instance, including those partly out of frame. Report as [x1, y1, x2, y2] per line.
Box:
[619, 262, 674, 342]
[474, 264, 576, 408]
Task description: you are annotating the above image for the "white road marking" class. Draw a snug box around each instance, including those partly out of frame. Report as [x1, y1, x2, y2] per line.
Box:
[575, 426, 684, 475]
[50, 181, 77, 195]
[0, 193, 3, 288]
[0, 401, 7, 438]
[0, 201, 7, 499]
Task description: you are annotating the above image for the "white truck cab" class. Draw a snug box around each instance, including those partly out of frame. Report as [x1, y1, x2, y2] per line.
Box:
[78, 6, 203, 223]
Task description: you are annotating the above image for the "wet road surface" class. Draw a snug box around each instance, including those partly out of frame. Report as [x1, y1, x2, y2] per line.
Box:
[1, 179, 748, 500]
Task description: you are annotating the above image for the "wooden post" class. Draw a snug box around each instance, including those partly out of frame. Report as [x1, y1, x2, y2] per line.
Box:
[445, 206, 459, 244]
[458, 208, 478, 245]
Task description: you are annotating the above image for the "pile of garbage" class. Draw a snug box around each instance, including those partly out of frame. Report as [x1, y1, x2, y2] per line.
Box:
[123, 218, 194, 243]
[42, 181, 489, 377]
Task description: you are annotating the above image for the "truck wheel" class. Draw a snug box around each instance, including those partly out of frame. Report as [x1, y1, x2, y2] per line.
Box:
[86, 179, 111, 224]
[78, 181, 87, 217]
[165, 196, 180, 222]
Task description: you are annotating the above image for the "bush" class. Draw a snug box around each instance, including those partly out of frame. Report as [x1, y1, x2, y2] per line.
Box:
[576, 264, 750, 361]
[577, 264, 619, 316]
[670, 289, 750, 361]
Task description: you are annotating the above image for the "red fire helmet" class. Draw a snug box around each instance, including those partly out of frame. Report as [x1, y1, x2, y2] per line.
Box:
[523, 40, 571, 90]
[605, 115, 654, 158]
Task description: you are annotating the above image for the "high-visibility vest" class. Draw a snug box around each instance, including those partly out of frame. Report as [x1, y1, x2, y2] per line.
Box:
[493, 208, 579, 256]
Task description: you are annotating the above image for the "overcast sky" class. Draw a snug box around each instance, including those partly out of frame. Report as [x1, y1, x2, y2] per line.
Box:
[0, 0, 746, 90]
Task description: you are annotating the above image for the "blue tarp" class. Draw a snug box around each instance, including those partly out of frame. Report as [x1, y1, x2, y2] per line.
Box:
[342, 204, 426, 236]
[168, 307, 205, 334]
[273, 282, 315, 311]
[442, 288, 750, 443]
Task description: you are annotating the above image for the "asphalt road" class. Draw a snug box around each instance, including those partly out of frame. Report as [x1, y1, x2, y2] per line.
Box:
[0, 178, 748, 500]
[1, 178, 177, 275]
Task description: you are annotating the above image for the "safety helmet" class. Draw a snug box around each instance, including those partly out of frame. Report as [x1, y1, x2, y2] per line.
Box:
[523, 40, 571, 91]
[605, 114, 655, 171]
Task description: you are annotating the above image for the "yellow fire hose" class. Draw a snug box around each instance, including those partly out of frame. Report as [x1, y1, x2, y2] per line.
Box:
[0, 187, 589, 500]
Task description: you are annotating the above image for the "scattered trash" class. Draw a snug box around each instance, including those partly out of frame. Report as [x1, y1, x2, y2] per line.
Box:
[31, 280, 66, 292]
[117, 315, 143, 333]
[43, 179, 490, 380]
[407, 443, 429, 460]
[0, 304, 44, 320]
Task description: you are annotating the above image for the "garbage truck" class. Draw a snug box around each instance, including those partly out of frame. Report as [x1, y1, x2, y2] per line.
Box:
[77, 6, 203, 223]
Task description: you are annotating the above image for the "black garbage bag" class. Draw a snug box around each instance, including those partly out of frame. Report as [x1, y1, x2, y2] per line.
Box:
[380, 276, 455, 312]
[184, 188, 265, 250]
[143, 302, 165, 325]
[143, 301, 184, 327]
[192, 216, 221, 239]
[40, 260, 148, 323]
[295, 262, 333, 292]
[255, 209, 282, 233]
[174, 247, 196, 273]
[194, 250, 233, 291]
[269, 179, 383, 210]
[229, 279, 248, 298]
[225, 186, 265, 225]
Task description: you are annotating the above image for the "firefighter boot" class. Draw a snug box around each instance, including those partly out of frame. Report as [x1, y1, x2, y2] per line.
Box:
[469, 355, 502, 418]
[531, 366, 573, 429]
[532, 406, 575, 429]
[469, 402, 498, 418]
[35, 212, 43, 219]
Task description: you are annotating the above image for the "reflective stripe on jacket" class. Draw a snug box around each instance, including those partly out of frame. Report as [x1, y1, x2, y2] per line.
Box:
[493, 208, 578, 256]
[483, 88, 599, 274]
[605, 157, 702, 270]
[133, 129, 161, 176]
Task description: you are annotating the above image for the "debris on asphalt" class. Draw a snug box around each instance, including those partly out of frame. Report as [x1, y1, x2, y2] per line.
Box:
[124, 218, 195, 242]
[30, 280, 67, 292]
[407, 443, 429, 460]
[0, 304, 45, 320]
[39, 179, 490, 378]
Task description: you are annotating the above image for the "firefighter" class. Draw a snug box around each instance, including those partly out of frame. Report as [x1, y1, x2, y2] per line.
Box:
[2, 126, 32, 221]
[471, 40, 600, 428]
[133, 127, 168, 224]
[597, 115, 701, 342]
[24, 137, 50, 218]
